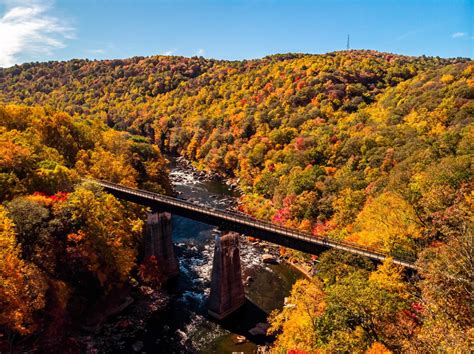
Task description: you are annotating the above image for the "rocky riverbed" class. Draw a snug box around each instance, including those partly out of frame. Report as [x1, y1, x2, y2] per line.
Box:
[80, 155, 304, 353]
[173, 156, 241, 193]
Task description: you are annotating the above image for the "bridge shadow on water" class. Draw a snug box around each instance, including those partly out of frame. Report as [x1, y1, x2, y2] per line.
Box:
[214, 298, 275, 344]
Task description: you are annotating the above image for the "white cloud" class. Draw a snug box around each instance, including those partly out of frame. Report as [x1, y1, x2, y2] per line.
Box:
[452, 32, 466, 38]
[162, 48, 177, 56]
[196, 48, 205, 56]
[0, 0, 74, 67]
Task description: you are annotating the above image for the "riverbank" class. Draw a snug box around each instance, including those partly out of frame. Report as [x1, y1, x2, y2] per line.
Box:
[283, 258, 314, 280]
[76, 285, 170, 352]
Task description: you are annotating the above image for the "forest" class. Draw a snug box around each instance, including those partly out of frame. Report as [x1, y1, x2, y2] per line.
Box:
[0, 50, 472, 352]
[0, 104, 170, 350]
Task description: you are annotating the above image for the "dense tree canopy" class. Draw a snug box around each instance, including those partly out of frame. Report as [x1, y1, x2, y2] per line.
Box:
[1, 51, 472, 352]
[0, 104, 170, 348]
[2, 51, 470, 259]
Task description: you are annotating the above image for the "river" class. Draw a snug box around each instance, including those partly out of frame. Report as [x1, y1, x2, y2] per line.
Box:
[96, 158, 303, 353]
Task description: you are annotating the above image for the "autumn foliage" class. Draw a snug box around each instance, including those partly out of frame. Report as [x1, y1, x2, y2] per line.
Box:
[0, 104, 169, 349]
[0, 51, 472, 351]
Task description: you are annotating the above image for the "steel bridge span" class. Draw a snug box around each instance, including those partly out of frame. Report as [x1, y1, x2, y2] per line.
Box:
[87, 179, 417, 270]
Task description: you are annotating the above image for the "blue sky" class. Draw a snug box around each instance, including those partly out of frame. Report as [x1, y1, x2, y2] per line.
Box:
[0, 0, 472, 67]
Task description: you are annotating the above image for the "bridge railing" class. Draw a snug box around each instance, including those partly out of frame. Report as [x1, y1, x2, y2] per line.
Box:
[84, 178, 417, 266]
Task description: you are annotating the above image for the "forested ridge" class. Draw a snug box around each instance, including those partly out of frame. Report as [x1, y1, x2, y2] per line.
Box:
[1, 50, 472, 352]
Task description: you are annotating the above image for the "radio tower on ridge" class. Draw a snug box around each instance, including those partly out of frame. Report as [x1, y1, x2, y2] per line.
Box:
[346, 34, 350, 50]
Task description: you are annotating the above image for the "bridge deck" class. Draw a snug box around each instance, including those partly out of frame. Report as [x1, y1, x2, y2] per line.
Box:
[86, 179, 417, 269]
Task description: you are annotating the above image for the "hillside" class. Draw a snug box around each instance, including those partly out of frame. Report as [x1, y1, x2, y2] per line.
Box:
[0, 104, 172, 350]
[0, 51, 472, 352]
[1, 51, 471, 254]
[0, 51, 463, 129]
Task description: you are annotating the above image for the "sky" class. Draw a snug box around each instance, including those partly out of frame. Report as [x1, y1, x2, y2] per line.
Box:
[0, 0, 472, 67]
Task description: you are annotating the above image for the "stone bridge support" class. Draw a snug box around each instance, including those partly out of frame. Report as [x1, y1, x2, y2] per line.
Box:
[208, 231, 245, 320]
[144, 211, 179, 281]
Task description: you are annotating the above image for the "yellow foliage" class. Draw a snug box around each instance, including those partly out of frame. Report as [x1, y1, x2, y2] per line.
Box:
[440, 74, 454, 84]
[0, 140, 31, 169]
[77, 148, 139, 187]
[65, 187, 140, 287]
[404, 109, 428, 132]
[369, 258, 409, 297]
[350, 192, 422, 254]
[429, 122, 446, 136]
[268, 278, 325, 352]
[366, 342, 392, 354]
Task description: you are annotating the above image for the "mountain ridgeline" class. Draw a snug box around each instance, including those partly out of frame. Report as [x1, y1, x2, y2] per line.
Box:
[1, 51, 473, 352]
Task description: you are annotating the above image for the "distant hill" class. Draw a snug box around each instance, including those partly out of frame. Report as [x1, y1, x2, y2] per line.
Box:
[0, 51, 466, 130]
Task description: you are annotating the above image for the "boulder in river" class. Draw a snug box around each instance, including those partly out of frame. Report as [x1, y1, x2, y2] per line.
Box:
[232, 335, 247, 344]
[262, 254, 278, 264]
[243, 275, 253, 286]
[249, 322, 270, 336]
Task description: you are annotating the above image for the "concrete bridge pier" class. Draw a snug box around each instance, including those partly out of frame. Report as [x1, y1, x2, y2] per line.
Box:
[208, 231, 245, 320]
[144, 211, 179, 281]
